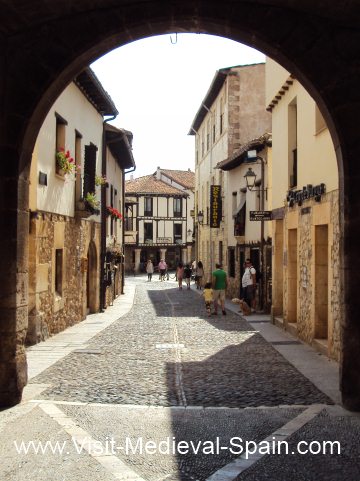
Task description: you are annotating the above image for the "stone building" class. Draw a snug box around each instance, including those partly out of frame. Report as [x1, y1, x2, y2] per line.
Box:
[124, 167, 195, 272]
[104, 125, 135, 307]
[27, 68, 133, 344]
[216, 134, 272, 309]
[189, 63, 271, 285]
[266, 58, 340, 360]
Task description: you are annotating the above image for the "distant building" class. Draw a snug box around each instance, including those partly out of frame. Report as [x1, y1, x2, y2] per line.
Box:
[189, 63, 271, 290]
[266, 57, 340, 360]
[124, 167, 195, 272]
[216, 133, 272, 308]
[104, 124, 135, 306]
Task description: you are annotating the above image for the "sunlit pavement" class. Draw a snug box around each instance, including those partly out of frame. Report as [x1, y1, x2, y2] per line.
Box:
[1, 275, 359, 481]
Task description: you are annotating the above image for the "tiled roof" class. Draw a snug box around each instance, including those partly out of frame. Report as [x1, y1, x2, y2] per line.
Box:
[125, 175, 187, 196]
[216, 133, 272, 171]
[159, 169, 195, 189]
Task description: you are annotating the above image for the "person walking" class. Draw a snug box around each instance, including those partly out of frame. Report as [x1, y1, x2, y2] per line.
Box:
[195, 261, 204, 289]
[184, 263, 192, 290]
[146, 259, 154, 281]
[176, 262, 184, 290]
[212, 263, 228, 315]
[242, 258, 257, 313]
[203, 282, 213, 316]
[158, 259, 167, 281]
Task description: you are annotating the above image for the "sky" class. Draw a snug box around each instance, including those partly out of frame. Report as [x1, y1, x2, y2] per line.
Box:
[91, 34, 265, 179]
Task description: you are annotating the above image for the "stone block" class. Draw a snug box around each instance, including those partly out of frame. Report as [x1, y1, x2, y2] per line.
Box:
[36, 263, 50, 293]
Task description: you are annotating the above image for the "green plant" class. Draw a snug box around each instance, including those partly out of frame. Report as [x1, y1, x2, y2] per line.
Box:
[84, 192, 100, 209]
[56, 148, 79, 175]
[95, 175, 107, 186]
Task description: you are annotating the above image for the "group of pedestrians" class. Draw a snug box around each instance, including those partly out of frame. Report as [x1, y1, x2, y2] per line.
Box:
[145, 258, 168, 282]
[144, 256, 257, 316]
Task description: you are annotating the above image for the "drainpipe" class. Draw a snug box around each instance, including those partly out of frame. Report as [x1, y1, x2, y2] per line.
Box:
[100, 114, 117, 312]
[123, 161, 136, 292]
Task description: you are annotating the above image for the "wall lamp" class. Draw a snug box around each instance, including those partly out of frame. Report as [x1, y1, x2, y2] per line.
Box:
[244, 167, 257, 191]
[197, 211, 204, 225]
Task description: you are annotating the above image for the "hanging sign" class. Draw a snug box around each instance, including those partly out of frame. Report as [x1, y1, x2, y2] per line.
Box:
[250, 211, 272, 221]
[210, 185, 222, 228]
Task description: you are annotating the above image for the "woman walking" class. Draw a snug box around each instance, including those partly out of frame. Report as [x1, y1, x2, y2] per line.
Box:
[196, 261, 204, 289]
[176, 262, 184, 290]
[146, 259, 154, 281]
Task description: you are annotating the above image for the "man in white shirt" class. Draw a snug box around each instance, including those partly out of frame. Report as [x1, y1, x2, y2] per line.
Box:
[241, 258, 257, 312]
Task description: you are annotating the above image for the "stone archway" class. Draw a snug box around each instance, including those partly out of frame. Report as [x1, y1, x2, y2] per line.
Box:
[1, 1, 360, 409]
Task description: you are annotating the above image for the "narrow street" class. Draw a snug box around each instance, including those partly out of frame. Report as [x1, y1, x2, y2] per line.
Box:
[1, 276, 359, 481]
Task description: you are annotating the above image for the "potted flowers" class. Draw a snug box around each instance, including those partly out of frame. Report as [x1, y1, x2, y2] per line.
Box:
[84, 192, 100, 215]
[95, 175, 107, 186]
[56, 148, 79, 176]
[106, 206, 123, 221]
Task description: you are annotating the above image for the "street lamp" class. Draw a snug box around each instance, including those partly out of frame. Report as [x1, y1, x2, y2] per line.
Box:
[197, 210, 204, 225]
[244, 150, 266, 311]
[244, 167, 257, 191]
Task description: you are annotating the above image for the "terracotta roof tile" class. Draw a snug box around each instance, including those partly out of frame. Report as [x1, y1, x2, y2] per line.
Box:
[125, 175, 187, 196]
[159, 169, 195, 189]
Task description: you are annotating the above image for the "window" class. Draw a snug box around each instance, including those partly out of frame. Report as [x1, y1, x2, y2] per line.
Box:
[55, 249, 63, 296]
[144, 197, 153, 216]
[219, 98, 224, 135]
[174, 223, 182, 243]
[125, 216, 133, 231]
[55, 113, 67, 173]
[234, 202, 246, 236]
[288, 98, 297, 188]
[290, 148, 297, 188]
[144, 222, 153, 242]
[228, 247, 235, 278]
[74, 131, 82, 200]
[83, 144, 97, 197]
[315, 105, 326, 134]
[206, 119, 210, 151]
[174, 198, 182, 217]
[219, 241, 223, 265]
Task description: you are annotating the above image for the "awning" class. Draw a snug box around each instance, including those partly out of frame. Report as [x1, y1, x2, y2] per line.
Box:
[232, 192, 246, 218]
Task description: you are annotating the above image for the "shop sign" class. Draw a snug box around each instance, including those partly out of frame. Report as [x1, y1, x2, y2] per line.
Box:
[250, 211, 272, 221]
[210, 185, 222, 228]
[286, 183, 326, 206]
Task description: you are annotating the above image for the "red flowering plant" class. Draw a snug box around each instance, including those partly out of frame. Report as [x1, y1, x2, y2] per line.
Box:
[106, 206, 123, 221]
[56, 148, 80, 175]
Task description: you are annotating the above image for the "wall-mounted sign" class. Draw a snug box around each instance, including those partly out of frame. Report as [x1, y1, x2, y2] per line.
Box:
[210, 185, 222, 228]
[286, 183, 326, 207]
[250, 211, 272, 221]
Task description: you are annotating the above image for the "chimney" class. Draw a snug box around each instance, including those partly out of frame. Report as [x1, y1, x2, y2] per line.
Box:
[156, 166, 161, 180]
[130, 174, 134, 181]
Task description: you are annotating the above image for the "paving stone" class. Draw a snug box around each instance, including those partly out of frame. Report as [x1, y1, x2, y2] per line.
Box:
[31, 278, 332, 407]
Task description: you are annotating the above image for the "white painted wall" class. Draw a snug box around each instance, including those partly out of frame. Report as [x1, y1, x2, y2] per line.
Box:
[32, 82, 104, 218]
[106, 146, 124, 248]
[266, 59, 338, 210]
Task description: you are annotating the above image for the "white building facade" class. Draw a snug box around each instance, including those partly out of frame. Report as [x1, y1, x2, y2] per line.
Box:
[124, 168, 195, 272]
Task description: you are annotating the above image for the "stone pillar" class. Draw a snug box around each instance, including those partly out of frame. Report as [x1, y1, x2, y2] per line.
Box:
[187, 245, 193, 264]
[182, 248, 188, 264]
[159, 248, 167, 261]
[134, 248, 141, 274]
[0, 172, 29, 407]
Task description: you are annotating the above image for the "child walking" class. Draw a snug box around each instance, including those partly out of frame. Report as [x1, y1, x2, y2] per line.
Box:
[203, 282, 213, 316]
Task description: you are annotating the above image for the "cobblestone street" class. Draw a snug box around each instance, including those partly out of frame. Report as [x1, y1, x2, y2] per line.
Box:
[1, 276, 360, 481]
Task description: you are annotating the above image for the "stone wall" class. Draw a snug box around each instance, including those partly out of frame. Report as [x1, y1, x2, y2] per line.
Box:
[281, 190, 340, 360]
[27, 212, 101, 345]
